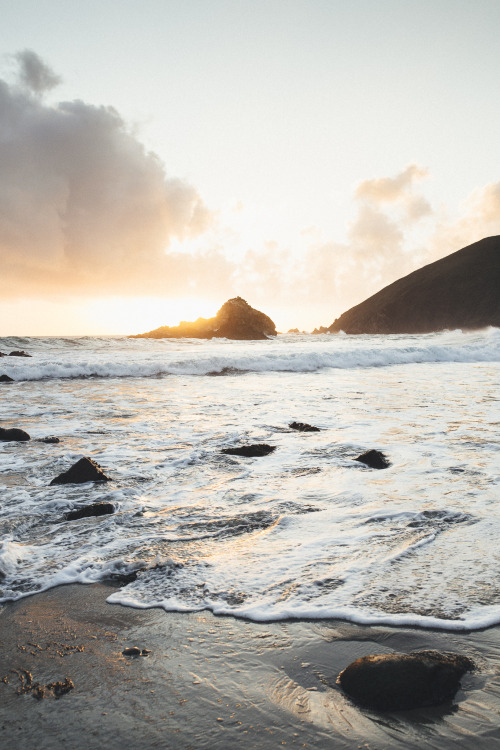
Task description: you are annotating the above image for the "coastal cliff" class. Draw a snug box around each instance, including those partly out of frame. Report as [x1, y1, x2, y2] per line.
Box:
[131, 297, 277, 340]
[325, 236, 500, 334]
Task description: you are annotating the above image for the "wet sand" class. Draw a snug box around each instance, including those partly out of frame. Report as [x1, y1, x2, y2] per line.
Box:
[1, 583, 500, 749]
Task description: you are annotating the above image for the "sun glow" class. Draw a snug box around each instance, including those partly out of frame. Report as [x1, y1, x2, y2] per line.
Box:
[86, 296, 218, 335]
[0, 297, 219, 337]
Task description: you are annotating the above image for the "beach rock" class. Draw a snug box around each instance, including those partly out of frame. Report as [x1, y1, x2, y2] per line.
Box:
[131, 297, 277, 340]
[326, 235, 500, 334]
[122, 647, 141, 656]
[289, 421, 320, 432]
[221, 444, 276, 457]
[312, 326, 329, 334]
[354, 449, 390, 469]
[0, 374, 14, 382]
[50, 457, 110, 485]
[38, 436, 60, 444]
[64, 502, 115, 521]
[8, 350, 31, 357]
[338, 650, 475, 711]
[0, 427, 30, 442]
[0, 351, 5, 356]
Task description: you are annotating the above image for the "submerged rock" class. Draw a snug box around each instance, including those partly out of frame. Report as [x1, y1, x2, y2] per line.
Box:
[289, 422, 320, 432]
[0, 427, 30, 442]
[338, 650, 475, 711]
[131, 297, 277, 340]
[38, 436, 60, 444]
[0, 374, 14, 383]
[354, 449, 390, 469]
[221, 444, 276, 457]
[8, 350, 31, 357]
[64, 502, 115, 521]
[122, 647, 150, 657]
[50, 457, 110, 485]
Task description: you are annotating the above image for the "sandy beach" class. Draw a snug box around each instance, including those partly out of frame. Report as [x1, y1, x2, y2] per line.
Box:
[1, 583, 500, 749]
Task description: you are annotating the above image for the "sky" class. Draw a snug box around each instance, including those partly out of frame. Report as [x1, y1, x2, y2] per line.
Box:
[1, 0, 500, 335]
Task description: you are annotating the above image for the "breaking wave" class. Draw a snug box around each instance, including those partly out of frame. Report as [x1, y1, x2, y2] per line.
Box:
[1, 328, 499, 381]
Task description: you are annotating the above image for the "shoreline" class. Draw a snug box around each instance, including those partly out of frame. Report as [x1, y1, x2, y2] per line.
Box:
[2, 584, 500, 749]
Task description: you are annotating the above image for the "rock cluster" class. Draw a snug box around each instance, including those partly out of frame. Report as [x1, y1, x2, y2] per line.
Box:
[0, 350, 31, 357]
[1, 348, 31, 382]
[131, 297, 277, 340]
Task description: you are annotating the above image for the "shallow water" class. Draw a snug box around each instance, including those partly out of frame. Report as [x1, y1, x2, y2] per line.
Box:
[1, 329, 499, 629]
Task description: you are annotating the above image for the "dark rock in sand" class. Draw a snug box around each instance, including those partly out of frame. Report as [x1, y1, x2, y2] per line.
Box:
[64, 502, 115, 521]
[50, 457, 110, 485]
[338, 650, 475, 711]
[0, 427, 30, 442]
[131, 297, 277, 340]
[289, 422, 320, 432]
[354, 449, 390, 469]
[221, 444, 276, 457]
[38, 436, 60, 444]
[8, 350, 31, 357]
[0, 374, 14, 382]
[122, 647, 142, 656]
[327, 235, 500, 334]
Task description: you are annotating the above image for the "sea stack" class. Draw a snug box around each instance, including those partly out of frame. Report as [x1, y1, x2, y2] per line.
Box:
[131, 297, 277, 340]
[325, 236, 500, 334]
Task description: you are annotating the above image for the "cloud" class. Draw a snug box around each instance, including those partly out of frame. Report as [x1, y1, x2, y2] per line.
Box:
[424, 180, 500, 264]
[355, 164, 429, 204]
[355, 163, 432, 225]
[13, 49, 61, 95]
[2, 52, 499, 332]
[0, 51, 223, 299]
[294, 166, 433, 320]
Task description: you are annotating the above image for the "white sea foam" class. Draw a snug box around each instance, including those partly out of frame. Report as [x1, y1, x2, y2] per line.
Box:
[1, 332, 499, 631]
[1, 328, 499, 381]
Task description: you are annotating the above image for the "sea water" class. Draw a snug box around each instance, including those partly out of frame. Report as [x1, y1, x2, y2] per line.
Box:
[0, 330, 499, 630]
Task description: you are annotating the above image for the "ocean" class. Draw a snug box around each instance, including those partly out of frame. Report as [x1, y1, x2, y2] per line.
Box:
[1, 329, 499, 631]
